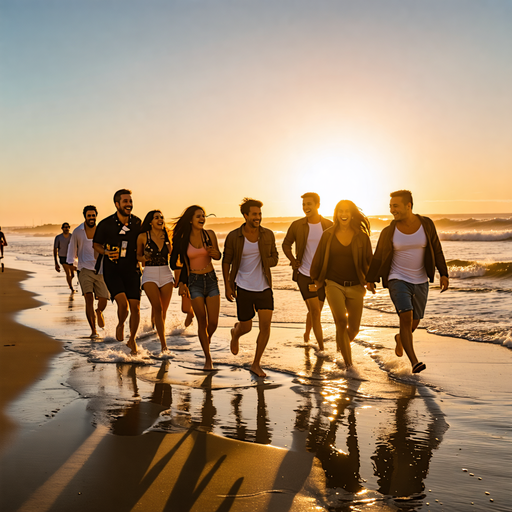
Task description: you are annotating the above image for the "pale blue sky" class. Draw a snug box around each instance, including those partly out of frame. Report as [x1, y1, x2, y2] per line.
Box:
[1, 0, 511, 225]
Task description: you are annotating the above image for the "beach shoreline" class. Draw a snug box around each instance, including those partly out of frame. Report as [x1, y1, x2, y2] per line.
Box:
[1, 266, 511, 511]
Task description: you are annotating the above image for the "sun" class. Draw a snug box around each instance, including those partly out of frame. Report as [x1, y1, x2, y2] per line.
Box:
[283, 140, 396, 217]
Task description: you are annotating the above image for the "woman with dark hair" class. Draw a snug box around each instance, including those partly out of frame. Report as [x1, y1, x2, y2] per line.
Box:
[311, 200, 375, 368]
[137, 210, 174, 353]
[171, 205, 221, 370]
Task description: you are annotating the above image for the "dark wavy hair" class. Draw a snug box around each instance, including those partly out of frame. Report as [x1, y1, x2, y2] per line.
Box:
[171, 205, 205, 252]
[333, 200, 371, 236]
[141, 210, 168, 234]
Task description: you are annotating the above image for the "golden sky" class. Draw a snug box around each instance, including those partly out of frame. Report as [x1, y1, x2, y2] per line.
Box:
[1, 0, 511, 226]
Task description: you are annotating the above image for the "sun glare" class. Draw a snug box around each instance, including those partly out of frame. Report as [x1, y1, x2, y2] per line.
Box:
[285, 140, 394, 216]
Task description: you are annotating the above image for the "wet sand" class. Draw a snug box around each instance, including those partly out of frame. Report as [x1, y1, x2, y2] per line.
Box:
[1, 267, 511, 511]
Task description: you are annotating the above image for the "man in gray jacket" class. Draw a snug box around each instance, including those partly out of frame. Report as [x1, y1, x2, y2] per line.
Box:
[222, 198, 278, 378]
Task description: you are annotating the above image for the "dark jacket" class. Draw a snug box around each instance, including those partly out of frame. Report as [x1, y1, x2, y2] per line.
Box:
[222, 224, 278, 290]
[310, 228, 373, 287]
[170, 230, 213, 285]
[282, 216, 333, 281]
[366, 215, 448, 288]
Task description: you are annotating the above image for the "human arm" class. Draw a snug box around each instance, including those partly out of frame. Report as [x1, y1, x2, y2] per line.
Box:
[206, 230, 221, 260]
[266, 231, 279, 268]
[136, 233, 151, 263]
[429, 220, 450, 289]
[222, 261, 235, 302]
[363, 234, 376, 293]
[66, 231, 79, 271]
[93, 242, 118, 261]
[282, 225, 301, 269]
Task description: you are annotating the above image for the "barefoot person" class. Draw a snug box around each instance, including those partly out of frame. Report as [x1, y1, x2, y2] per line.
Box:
[93, 189, 142, 354]
[54, 223, 75, 291]
[311, 200, 375, 368]
[282, 192, 332, 354]
[222, 198, 279, 377]
[66, 206, 109, 338]
[366, 190, 449, 373]
[137, 210, 174, 353]
[171, 206, 221, 370]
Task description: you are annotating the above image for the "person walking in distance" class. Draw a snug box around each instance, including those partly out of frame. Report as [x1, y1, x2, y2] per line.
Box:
[93, 189, 142, 354]
[366, 190, 449, 373]
[54, 222, 75, 291]
[282, 192, 332, 355]
[222, 198, 278, 378]
[67, 206, 109, 338]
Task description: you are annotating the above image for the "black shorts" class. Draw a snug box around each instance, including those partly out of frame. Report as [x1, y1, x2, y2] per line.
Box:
[236, 287, 274, 322]
[59, 256, 72, 266]
[104, 268, 141, 301]
[297, 272, 326, 302]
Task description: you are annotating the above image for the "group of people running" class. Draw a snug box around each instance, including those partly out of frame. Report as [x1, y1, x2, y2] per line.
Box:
[59, 188, 449, 378]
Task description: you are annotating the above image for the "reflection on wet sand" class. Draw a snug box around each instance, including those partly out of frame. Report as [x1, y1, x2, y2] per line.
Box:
[108, 349, 448, 508]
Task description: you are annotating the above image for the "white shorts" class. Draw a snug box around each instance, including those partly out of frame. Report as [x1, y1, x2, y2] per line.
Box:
[141, 266, 174, 288]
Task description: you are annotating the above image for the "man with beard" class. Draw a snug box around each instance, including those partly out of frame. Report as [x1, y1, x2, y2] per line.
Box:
[67, 205, 109, 338]
[93, 189, 142, 354]
[222, 198, 278, 377]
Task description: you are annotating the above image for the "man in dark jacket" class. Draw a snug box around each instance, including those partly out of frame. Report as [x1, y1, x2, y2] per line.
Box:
[282, 192, 332, 354]
[222, 198, 278, 377]
[367, 190, 449, 373]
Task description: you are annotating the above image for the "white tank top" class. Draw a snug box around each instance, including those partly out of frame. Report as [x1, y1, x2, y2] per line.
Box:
[389, 224, 429, 284]
[299, 222, 323, 277]
[235, 238, 269, 292]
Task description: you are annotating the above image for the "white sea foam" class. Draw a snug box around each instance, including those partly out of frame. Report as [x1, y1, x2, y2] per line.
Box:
[448, 263, 487, 279]
[439, 230, 512, 241]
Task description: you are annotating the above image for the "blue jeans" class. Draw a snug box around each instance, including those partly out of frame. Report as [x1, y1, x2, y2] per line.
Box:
[188, 270, 220, 300]
[388, 279, 429, 320]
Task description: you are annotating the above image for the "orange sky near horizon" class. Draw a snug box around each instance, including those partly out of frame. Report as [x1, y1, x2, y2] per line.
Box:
[1, 0, 511, 227]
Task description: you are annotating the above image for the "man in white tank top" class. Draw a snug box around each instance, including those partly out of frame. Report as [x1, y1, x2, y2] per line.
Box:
[367, 190, 449, 374]
[282, 192, 332, 354]
[222, 198, 279, 378]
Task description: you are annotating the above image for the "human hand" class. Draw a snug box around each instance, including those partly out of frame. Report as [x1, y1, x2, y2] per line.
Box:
[292, 259, 301, 270]
[225, 283, 236, 302]
[440, 275, 449, 292]
[55, 263, 61, 272]
[179, 283, 190, 299]
[366, 282, 376, 294]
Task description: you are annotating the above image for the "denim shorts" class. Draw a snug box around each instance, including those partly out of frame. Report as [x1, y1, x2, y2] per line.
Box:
[188, 270, 220, 300]
[388, 279, 429, 320]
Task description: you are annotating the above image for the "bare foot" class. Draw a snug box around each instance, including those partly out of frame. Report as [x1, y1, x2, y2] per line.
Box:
[394, 333, 403, 357]
[127, 339, 138, 355]
[116, 323, 124, 342]
[230, 323, 240, 355]
[96, 309, 105, 328]
[184, 311, 194, 327]
[161, 345, 168, 352]
[250, 363, 266, 378]
[203, 359, 214, 371]
[90, 332, 99, 339]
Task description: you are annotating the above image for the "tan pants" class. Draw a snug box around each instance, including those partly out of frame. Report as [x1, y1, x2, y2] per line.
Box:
[325, 280, 366, 365]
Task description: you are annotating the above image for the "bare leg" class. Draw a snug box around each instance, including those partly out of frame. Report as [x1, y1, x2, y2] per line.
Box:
[192, 296, 213, 370]
[182, 295, 194, 327]
[304, 311, 311, 342]
[205, 294, 220, 342]
[84, 292, 97, 336]
[63, 264, 75, 291]
[127, 299, 140, 354]
[114, 293, 129, 341]
[95, 297, 107, 329]
[143, 282, 169, 351]
[251, 309, 272, 377]
[398, 311, 421, 367]
[305, 297, 325, 351]
[230, 320, 252, 355]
